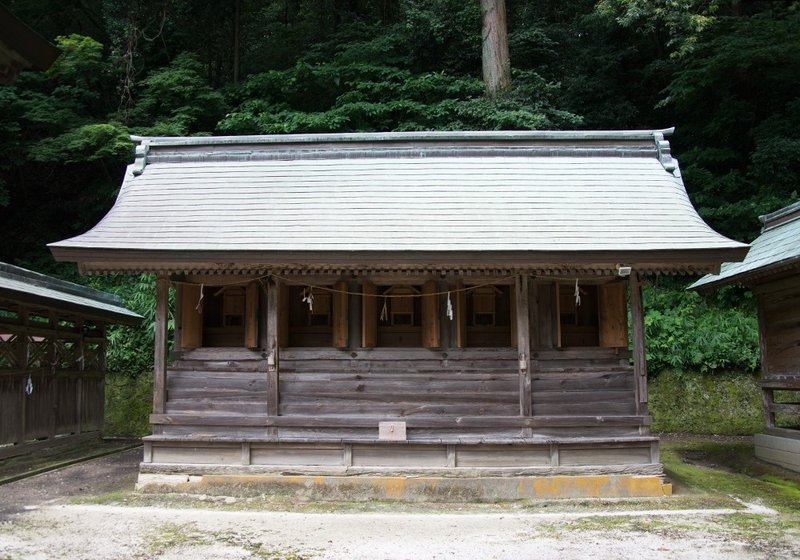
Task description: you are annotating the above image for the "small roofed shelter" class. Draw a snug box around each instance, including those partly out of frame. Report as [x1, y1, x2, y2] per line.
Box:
[50, 130, 747, 499]
[0, 4, 60, 84]
[0, 263, 141, 459]
[692, 201, 800, 472]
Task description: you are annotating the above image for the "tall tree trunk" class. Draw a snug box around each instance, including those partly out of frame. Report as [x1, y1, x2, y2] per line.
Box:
[481, 0, 511, 98]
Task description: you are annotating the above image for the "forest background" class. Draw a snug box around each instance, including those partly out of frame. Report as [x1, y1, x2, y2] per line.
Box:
[0, 0, 798, 436]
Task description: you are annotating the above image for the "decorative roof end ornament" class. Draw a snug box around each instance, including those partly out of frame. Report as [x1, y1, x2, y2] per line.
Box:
[653, 129, 677, 174]
[131, 139, 150, 176]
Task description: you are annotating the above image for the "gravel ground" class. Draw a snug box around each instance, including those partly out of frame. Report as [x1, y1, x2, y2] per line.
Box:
[1, 448, 799, 560]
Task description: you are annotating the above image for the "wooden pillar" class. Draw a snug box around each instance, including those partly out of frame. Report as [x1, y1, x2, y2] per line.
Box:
[266, 278, 280, 416]
[516, 274, 532, 417]
[258, 281, 269, 350]
[332, 280, 349, 349]
[18, 306, 29, 445]
[421, 279, 440, 349]
[629, 272, 649, 417]
[454, 280, 467, 349]
[76, 319, 84, 435]
[349, 281, 362, 351]
[152, 276, 169, 415]
[756, 298, 776, 428]
[362, 281, 377, 348]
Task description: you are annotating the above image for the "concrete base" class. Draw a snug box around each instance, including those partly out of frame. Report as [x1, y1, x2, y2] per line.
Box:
[136, 472, 672, 501]
[755, 432, 800, 472]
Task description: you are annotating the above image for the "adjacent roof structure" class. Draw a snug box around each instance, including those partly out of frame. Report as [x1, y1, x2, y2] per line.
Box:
[49, 130, 748, 275]
[691, 201, 800, 290]
[0, 4, 60, 84]
[0, 262, 141, 325]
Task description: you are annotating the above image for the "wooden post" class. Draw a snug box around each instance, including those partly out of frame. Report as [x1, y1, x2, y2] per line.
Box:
[516, 274, 532, 417]
[362, 281, 377, 348]
[76, 319, 84, 434]
[756, 298, 776, 428]
[421, 279, 440, 349]
[629, 272, 649, 417]
[258, 281, 269, 350]
[152, 276, 169, 415]
[245, 281, 258, 349]
[18, 306, 29, 445]
[266, 278, 280, 416]
[332, 280, 349, 349]
[455, 280, 467, 349]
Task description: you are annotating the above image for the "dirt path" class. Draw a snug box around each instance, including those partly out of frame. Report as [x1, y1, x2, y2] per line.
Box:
[0, 447, 140, 518]
[1, 448, 799, 559]
[1, 502, 797, 560]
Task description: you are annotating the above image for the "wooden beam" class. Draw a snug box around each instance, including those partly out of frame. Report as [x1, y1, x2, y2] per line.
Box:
[152, 277, 169, 415]
[421, 279, 440, 349]
[629, 272, 648, 417]
[516, 274, 532, 417]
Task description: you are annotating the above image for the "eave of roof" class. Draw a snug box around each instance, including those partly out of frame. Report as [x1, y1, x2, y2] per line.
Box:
[0, 4, 60, 83]
[0, 263, 141, 325]
[49, 129, 748, 274]
[690, 201, 800, 290]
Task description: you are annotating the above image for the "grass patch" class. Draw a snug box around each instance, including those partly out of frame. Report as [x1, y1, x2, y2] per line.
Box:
[143, 521, 309, 559]
[663, 441, 800, 513]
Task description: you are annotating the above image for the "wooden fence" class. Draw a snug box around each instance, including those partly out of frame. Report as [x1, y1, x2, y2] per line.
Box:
[0, 304, 106, 458]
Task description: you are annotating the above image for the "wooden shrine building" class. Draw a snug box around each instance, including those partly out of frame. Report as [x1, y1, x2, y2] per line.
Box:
[50, 130, 747, 498]
[0, 263, 141, 458]
[693, 201, 800, 472]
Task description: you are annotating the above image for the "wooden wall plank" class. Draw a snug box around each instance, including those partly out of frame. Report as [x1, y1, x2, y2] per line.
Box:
[180, 284, 202, 349]
[598, 282, 628, 348]
[332, 280, 349, 349]
[421, 279, 440, 349]
[362, 281, 377, 348]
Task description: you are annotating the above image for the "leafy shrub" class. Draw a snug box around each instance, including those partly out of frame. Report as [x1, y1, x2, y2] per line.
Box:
[643, 285, 759, 375]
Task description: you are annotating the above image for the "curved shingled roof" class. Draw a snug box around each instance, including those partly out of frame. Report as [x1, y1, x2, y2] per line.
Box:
[691, 201, 800, 290]
[49, 130, 747, 275]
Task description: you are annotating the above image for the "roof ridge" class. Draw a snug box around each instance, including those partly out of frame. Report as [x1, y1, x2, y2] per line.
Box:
[0, 262, 123, 307]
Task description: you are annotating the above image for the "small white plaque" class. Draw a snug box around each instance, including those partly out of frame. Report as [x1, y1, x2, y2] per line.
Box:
[379, 421, 407, 441]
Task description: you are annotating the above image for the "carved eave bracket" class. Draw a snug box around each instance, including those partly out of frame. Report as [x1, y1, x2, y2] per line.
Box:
[653, 129, 677, 174]
[131, 139, 150, 176]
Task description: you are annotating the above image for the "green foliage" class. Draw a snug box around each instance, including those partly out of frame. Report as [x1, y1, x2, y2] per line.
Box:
[129, 53, 226, 136]
[649, 370, 762, 435]
[29, 123, 131, 163]
[644, 285, 759, 374]
[221, 63, 580, 134]
[104, 370, 153, 437]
